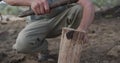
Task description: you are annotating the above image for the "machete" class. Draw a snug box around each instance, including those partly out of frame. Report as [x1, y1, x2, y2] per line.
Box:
[19, 0, 78, 17]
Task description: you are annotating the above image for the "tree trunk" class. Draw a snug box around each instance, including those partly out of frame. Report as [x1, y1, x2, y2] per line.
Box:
[58, 27, 84, 63]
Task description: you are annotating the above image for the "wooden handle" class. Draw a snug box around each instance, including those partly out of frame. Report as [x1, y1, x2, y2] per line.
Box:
[19, 0, 78, 17]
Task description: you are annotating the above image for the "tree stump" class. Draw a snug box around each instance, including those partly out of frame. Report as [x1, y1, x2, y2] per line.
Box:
[58, 27, 85, 63]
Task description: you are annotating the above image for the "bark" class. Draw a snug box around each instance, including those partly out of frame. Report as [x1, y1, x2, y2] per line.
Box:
[58, 28, 84, 63]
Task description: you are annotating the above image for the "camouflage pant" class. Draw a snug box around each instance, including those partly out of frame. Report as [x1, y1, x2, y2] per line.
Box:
[12, 4, 83, 54]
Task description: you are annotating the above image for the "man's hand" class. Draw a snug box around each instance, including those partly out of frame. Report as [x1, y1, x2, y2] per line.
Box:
[66, 29, 88, 44]
[75, 29, 88, 44]
[31, 0, 50, 15]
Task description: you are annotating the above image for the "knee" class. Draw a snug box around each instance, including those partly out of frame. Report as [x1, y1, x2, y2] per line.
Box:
[13, 36, 29, 53]
[13, 32, 48, 54]
[13, 32, 34, 54]
[12, 43, 27, 54]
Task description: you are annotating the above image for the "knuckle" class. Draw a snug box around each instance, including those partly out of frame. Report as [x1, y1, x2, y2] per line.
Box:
[41, 0, 46, 3]
[32, 7, 36, 12]
[36, 3, 40, 6]
[39, 0, 45, 4]
[32, 5, 38, 9]
[45, 8, 49, 11]
[33, 6, 36, 9]
[41, 0, 48, 5]
[39, 2, 42, 5]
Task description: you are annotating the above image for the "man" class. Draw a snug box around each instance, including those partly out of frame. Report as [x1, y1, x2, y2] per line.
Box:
[3, 0, 95, 62]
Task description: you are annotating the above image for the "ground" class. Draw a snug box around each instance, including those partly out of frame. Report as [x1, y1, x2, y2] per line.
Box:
[0, 17, 120, 63]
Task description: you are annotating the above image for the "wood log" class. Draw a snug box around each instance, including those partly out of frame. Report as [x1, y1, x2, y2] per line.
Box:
[58, 27, 85, 63]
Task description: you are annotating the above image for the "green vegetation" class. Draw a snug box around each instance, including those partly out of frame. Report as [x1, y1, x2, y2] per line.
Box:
[92, 0, 120, 8]
[0, 4, 22, 15]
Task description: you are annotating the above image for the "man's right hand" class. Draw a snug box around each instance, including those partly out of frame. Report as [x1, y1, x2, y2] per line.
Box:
[31, 0, 50, 15]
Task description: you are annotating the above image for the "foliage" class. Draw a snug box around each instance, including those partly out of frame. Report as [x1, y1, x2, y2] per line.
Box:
[92, 0, 120, 8]
[0, 4, 22, 15]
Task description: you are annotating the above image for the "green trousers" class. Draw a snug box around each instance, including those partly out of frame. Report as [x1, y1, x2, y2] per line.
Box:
[13, 4, 83, 54]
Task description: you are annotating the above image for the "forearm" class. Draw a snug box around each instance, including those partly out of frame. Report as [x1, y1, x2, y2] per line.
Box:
[3, 0, 32, 6]
[77, 0, 95, 31]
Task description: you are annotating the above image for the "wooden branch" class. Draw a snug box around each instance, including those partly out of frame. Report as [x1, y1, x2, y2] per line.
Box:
[58, 27, 84, 63]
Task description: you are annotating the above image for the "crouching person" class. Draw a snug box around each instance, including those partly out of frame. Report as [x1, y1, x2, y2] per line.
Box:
[3, 0, 95, 62]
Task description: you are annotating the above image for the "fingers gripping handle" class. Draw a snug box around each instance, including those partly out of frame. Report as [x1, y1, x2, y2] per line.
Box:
[19, 0, 78, 17]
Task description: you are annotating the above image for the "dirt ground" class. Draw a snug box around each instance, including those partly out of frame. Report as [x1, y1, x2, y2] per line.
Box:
[0, 17, 120, 63]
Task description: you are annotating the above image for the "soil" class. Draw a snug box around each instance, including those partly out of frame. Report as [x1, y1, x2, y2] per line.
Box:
[0, 17, 120, 63]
